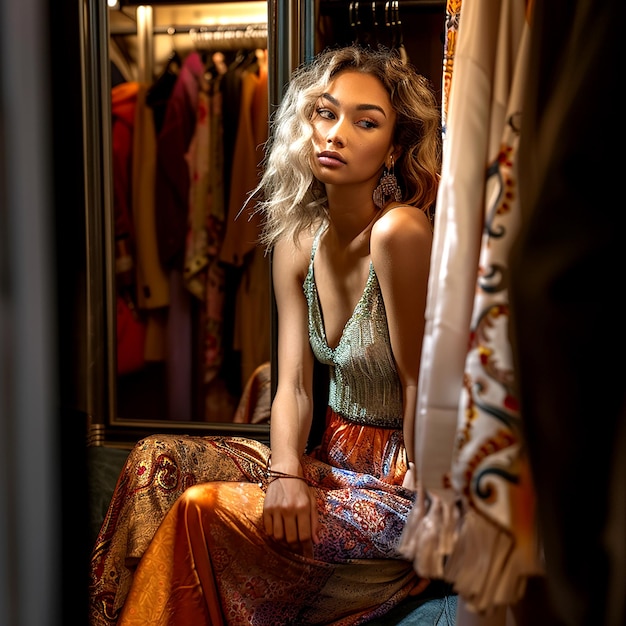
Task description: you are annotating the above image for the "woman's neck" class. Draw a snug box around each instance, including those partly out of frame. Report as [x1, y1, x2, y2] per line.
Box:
[325, 186, 379, 248]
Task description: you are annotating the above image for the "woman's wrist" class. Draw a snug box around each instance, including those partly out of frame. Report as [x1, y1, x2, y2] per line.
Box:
[266, 453, 303, 476]
[262, 455, 309, 490]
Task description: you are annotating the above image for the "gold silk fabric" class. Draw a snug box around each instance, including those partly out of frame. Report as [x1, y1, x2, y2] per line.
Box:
[89, 436, 269, 625]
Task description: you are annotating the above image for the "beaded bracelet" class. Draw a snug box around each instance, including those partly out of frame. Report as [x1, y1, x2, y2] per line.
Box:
[265, 468, 309, 486]
[260, 456, 311, 488]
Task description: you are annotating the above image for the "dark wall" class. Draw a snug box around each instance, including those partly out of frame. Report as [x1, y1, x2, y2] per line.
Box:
[0, 0, 91, 623]
[49, 1, 92, 624]
[316, 0, 446, 103]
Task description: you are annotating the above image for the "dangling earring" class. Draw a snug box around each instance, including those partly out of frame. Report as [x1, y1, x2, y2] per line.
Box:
[373, 155, 402, 210]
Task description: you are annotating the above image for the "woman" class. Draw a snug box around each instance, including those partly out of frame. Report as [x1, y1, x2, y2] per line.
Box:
[90, 44, 442, 625]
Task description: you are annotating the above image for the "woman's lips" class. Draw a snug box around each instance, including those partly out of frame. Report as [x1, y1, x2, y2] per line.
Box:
[317, 151, 346, 167]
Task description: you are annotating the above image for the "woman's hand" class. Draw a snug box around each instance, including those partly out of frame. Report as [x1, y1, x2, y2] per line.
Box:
[263, 474, 320, 558]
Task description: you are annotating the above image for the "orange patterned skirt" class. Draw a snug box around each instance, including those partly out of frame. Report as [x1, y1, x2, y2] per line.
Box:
[90, 411, 426, 625]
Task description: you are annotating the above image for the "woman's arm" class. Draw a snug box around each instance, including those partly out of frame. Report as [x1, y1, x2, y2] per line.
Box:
[371, 206, 433, 471]
[262, 234, 320, 554]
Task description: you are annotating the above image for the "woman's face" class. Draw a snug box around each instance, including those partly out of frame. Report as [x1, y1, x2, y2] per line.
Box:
[310, 70, 397, 190]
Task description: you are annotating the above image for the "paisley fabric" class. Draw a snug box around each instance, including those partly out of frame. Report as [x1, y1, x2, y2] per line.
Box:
[89, 436, 269, 625]
[109, 420, 421, 626]
[90, 234, 428, 624]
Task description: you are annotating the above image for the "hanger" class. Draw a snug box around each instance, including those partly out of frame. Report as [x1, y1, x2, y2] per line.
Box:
[349, 2, 361, 45]
[190, 25, 268, 54]
[349, 1, 378, 48]
[370, 1, 379, 48]
[393, 1, 408, 63]
[385, 0, 408, 62]
[164, 26, 182, 75]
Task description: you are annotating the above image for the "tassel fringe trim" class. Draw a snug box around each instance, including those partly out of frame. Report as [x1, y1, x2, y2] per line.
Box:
[399, 492, 544, 614]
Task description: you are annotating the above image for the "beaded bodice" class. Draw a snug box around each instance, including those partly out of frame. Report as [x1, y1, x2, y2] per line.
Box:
[304, 228, 403, 428]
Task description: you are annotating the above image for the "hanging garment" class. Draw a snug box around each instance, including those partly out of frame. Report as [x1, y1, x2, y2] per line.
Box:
[202, 76, 228, 385]
[131, 83, 169, 363]
[182, 67, 229, 385]
[399, 0, 543, 613]
[220, 50, 271, 387]
[440, 0, 462, 134]
[183, 80, 213, 300]
[153, 51, 206, 419]
[111, 81, 148, 374]
[116, 293, 146, 375]
[154, 51, 205, 272]
[219, 50, 268, 267]
[146, 51, 180, 135]
[232, 244, 270, 385]
[220, 50, 249, 206]
[132, 83, 169, 311]
[111, 81, 139, 294]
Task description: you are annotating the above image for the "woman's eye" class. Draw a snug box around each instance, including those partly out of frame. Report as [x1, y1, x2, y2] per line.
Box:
[357, 119, 378, 129]
[316, 108, 335, 120]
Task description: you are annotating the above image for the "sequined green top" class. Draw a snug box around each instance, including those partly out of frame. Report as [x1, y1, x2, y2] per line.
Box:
[304, 228, 404, 429]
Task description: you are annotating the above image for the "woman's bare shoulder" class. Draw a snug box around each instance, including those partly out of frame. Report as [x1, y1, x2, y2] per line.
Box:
[371, 204, 432, 253]
[273, 229, 316, 280]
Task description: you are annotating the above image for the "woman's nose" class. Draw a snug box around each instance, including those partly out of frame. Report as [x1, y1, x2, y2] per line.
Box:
[326, 122, 345, 146]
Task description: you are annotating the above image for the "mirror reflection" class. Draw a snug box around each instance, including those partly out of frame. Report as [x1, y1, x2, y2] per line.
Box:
[109, 3, 271, 425]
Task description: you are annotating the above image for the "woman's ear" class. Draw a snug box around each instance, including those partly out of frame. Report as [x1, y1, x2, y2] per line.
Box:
[389, 146, 402, 166]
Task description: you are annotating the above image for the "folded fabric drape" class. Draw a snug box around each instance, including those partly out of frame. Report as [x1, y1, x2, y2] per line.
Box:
[399, 0, 543, 614]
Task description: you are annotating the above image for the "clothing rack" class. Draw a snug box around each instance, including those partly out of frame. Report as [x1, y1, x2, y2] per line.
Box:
[114, 5, 268, 82]
[110, 22, 267, 37]
[189, 23, 268, 50]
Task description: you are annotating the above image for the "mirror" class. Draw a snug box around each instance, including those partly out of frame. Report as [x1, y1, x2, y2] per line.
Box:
[106, 3, 271, 439]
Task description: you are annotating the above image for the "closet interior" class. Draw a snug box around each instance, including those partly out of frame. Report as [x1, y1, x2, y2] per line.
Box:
[108, 2, 272, 428]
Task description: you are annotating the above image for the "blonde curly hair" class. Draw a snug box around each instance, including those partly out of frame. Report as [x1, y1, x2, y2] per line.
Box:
[250, 44, 441, 251]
